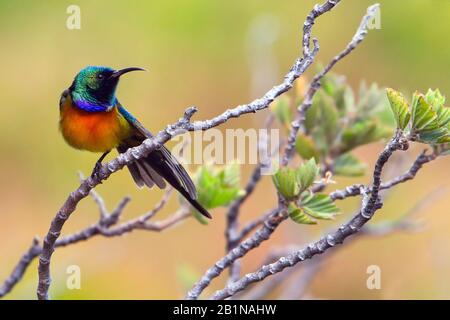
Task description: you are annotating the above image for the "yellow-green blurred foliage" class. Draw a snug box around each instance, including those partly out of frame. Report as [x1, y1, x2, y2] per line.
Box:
[0, 0, 449, 299]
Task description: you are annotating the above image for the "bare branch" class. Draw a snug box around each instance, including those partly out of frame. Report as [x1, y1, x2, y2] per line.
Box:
[186, 209, 285, 300]
[0, 237, 40, 298]
[236, 209, 276, 243]
[226, 115, 277, 282]
[100, 206, 190, 236]
[78, 172, 109, 220]
[329, 149, 440, 201]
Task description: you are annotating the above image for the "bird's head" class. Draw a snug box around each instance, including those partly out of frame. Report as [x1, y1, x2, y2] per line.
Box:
[69, 66, 145, 112]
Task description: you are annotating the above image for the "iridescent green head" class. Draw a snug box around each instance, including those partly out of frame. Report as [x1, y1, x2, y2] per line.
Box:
[70, 66, 145, 112]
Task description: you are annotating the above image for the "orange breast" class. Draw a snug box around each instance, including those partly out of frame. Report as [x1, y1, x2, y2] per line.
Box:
[59, 95, 132, 152]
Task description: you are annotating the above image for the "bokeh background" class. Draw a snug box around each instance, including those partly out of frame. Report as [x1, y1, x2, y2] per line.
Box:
[0, 0, 449, 299]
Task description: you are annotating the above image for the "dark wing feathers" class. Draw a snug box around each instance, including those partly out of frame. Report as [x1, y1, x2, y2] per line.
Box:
[158, 146, 197, 199]
[141, 160, 166, 189]
[127, 162, 146, 188]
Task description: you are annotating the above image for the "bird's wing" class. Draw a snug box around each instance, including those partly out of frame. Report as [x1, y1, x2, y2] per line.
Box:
[59, 89, 70, 111]
[117, 103, 197, 200]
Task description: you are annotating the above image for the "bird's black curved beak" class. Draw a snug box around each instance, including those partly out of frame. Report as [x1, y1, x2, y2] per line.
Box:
[109, 67, 146, 80]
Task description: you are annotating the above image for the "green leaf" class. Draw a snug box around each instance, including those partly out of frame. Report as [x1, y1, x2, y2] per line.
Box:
[343, 86, 356, 115]
[321, 73, 347, 113]
[194, 163, 245, 214]
[300, 193, 339, 220]
[416, 127, 449, 144]
[288, 204, 316, 225]
[411, 92, 438, 132]
[410, 91, 450, 144]
[271, 96, 292, 126]
[221, 162, 240, 188]
[296, 158, 319, 193]
[426, 90, 450, 133]
[372, 102, 397, 129]
[316, 91, 340, 146]
[304, 100, 319, 134]
[386, 88, 411, 130]
[359, 83, 386, 116]
[436, 106, 450, 128]
[295, 134, 320, 162]
[425, 89, 445, 109]
[334, 153, 367, 177]
[272, 167, 300, 200]
[340, 119, 391, 153]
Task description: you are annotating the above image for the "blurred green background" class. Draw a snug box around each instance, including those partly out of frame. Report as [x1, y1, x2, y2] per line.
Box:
[0, 0, 449, 299]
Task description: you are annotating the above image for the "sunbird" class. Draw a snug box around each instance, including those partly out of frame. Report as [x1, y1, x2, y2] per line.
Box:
[59, 66, 211, 218]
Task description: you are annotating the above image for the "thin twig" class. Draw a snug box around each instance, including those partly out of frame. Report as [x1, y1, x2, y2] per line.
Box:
[0, 237, 41, 298]
[329, 149, 439, 201]
[282, 3, 379, 166]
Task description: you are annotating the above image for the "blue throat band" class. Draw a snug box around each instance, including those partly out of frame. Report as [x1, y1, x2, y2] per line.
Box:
[74, 99, 111, 112]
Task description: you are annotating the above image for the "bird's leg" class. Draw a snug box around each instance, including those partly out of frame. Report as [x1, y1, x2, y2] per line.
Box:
[91, 150, 111, 178]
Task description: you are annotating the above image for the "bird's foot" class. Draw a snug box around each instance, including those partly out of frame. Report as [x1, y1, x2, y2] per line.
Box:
[90, 151, 110, 181]
[90, 161, 103, 180]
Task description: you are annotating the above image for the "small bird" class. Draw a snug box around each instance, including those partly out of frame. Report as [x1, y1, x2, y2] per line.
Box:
[59, 66, 211, 218]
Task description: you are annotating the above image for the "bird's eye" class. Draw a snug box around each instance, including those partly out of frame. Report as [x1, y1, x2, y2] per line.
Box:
[97, 74, 104, 80]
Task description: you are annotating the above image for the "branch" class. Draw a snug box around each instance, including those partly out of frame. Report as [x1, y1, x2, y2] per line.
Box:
[0, 237, 41, 298]
[329, 149, 440, 201]
[1, 187, 184, 298]
[236, 209, 276, 243]
[186, 208, 285, 300]
[210, 131, 409, 300]
[225, 115, 277, 283]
